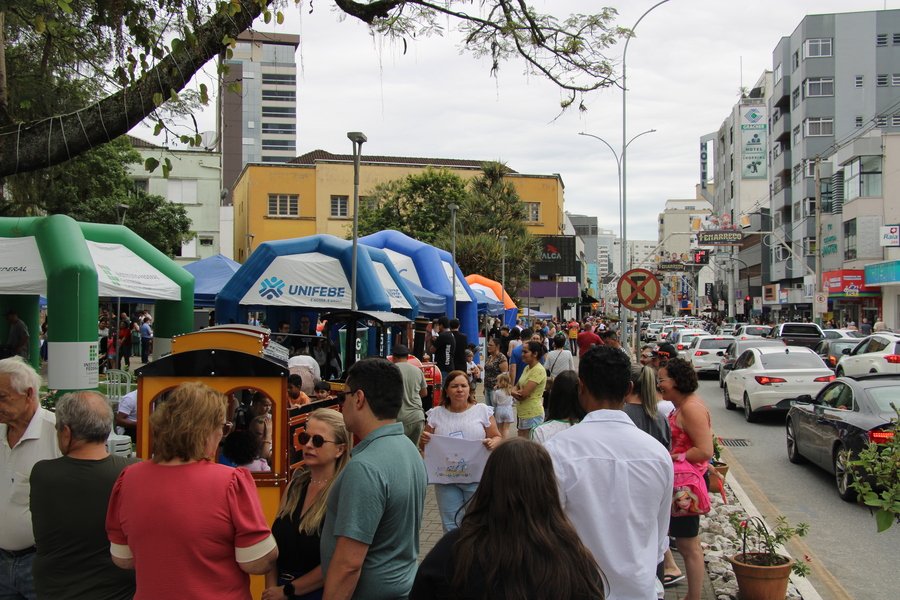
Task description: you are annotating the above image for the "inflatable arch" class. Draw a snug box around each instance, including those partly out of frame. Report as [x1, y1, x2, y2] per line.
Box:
[360, 230, 478, 343]
[215, 234, 419, 327]
[465, 274, 518, 327]
[0, 215, 194, 390]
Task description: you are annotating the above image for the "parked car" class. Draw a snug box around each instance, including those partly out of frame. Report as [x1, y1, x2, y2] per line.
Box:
[658, 324, 685, 342]
[669, 328, 708, 358]
[822, 328, 866, 340]
[723, 345, 834, 422]
[644, 322, 665, 342]
[835, 332, 900, 377]
[688, 335, 734, 377]
[786, 374, 898, 500]
[717, 323, 739, 336]
[814, 338, 862, 371]
[765, 322, 824, 349]
[719, 337, 787, 388]
[733, 324, 772, 339]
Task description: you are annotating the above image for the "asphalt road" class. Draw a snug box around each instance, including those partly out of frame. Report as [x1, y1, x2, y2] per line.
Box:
[696, 377, 899, 600]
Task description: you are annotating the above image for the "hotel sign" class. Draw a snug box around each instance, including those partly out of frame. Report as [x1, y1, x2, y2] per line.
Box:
[697, 230, 743, 245]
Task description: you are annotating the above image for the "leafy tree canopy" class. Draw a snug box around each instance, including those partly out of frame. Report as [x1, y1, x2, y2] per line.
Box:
[0, 1, 627, 177]
[356, 162, 539, 298]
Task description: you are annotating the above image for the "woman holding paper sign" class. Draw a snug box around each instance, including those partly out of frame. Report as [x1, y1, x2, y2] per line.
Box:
[422, 370, 502, 533]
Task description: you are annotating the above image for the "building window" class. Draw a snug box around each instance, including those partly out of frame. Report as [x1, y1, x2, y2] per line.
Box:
[804, 77, 833, 97]
[261, 156, 288, 163]
[261, 139, 295, 151]
[261, 73, 296, 85]
[773, 245, 786, 262]
[132, 178, 149, 195]
[793, 125, 801, 145]
[855, 116, 864, 128]
[524, 202, 541, 223]
[844, 219, 857, 260]
[803, 237, 817, 255]
[330, 195, 349, 218]
[877, 74, 889, 87]
[774, 63, 783, 84]
[844, 156, 882, 200]
[805, 117, 834, 137]
[792, 87, 800, 108]
[792, 201, 801, 221]
[792, 50, 800, 70]
[855, 75, 864, 87]
[804, 38, 832, 58]
[877, 33, 888, 47]
[792, 163, 802, 183]
[168, 179, 198, 204]
[261, 123, 297, 134]
[268, 194, 299, 217]
[261, 105, 294, 117]
[261, 89, 296, 102]
[199, 237, 215, 247]
[804, 160, 816, 178]
[805, 198, 816, 217]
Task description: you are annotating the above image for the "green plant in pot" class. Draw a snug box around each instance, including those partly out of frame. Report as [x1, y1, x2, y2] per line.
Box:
[727, 513, 809, 600]
[709, 434, 729, 493]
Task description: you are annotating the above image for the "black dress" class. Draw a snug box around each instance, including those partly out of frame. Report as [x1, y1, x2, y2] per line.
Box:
[271, 483, 323, 598]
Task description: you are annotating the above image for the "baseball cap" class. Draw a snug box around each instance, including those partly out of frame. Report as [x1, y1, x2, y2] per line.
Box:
[654, 343, 677, 360]
[392, 344, 410, 358]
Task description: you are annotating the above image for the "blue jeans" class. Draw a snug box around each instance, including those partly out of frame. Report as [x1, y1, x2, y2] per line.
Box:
[484, 388, 494, 407]
[434, 482, 479, 533]
[0, 550, 35, 600]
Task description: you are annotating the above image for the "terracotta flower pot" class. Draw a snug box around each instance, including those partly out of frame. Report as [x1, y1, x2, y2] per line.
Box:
[709, 463, 729, 494]
[728, 553, 794, 600]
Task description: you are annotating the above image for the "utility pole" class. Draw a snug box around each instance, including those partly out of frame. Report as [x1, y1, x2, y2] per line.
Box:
[814, 156, 824, 325]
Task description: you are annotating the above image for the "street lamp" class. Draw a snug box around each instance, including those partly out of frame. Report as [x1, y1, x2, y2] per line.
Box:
[448, 203, 459, 319]
[117, 203, 129, 225]
[499, 235, 507, 320]
[347, 131, 367, 311]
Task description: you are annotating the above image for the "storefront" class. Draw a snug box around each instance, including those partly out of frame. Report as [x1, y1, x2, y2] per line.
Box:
[864, 260, 900, 330]
[823, 269, 881, 327]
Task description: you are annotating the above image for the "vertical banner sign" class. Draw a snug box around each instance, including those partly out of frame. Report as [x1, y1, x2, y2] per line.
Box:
[48, 342, 99, 390]
[700, 141, 708, 190]
[741, 106, 767, 179]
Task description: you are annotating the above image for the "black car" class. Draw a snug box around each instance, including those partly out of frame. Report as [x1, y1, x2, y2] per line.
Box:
[786, 374, 897, 501]
[718, 338, 786, 388]
[813, 337, 861, 371]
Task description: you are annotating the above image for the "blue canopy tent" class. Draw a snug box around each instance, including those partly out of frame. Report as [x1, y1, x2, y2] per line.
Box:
[215, 235, 419, 326]
[400, 278, 446, 316]
[360, 230, 478, 343]
[182, 254, 241, 308]
[472, 288, 504, 316]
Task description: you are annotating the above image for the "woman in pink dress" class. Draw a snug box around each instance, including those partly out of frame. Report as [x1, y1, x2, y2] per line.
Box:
[106, 382, 278, 599]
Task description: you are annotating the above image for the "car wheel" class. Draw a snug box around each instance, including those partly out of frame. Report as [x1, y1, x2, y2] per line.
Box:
[835, 367, 845, 377]
[743, 393, 759, 423]
[724, 385, 735, 410]
[833, 444, 858, 502]
[786, 419, 804, 464]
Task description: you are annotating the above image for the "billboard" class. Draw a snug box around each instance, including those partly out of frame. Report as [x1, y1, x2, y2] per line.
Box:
[741, 106, 767, 179]
[697, 230, 743, 245]
[534, 236, 578, 277]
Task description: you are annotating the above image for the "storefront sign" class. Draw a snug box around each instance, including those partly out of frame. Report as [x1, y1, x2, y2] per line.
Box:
[741, 106, 767, 179]
[822, 269, 878, 296]
[880, 225, 900, 247]
[534, 236, 578, 277]
[697, 230, 743, 245]
[657, 262, 684, 272]
[865, 260, 900, 285]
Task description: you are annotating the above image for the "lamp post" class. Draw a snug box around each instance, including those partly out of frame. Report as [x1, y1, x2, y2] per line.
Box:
[448, 203, 459, 319]
[347, 131, 367, 311]
[499, 235, 507, 321]
[620, 0, 671, 335]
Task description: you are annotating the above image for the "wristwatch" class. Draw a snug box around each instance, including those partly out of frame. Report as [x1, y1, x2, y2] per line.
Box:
[283, 581, 295, 598]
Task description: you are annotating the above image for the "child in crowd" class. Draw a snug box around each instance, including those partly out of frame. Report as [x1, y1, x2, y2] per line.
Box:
[314, 380, 332, 402]
[491, 373, 515, 438]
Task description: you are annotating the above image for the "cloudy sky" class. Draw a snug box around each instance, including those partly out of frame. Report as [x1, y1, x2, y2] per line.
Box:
[148, 0, 897, 240]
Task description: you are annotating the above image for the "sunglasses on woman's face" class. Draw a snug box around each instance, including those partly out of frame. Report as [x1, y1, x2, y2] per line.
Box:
[298, 432, 339, 448]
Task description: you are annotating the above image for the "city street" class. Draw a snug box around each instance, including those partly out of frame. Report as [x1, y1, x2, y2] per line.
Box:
[696, 377, 900, 600]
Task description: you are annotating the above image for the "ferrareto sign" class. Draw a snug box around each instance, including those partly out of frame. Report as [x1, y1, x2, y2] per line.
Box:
[240, 253, 352, 308]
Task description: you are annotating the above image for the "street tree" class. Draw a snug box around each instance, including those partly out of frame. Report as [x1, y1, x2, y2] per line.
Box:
[0, 1, 627, 177]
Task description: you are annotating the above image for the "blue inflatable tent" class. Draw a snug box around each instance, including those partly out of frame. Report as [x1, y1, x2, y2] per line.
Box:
[183, 254, 241, 307]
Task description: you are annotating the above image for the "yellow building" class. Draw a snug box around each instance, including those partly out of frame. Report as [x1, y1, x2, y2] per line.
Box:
[231, 150, 565, 261]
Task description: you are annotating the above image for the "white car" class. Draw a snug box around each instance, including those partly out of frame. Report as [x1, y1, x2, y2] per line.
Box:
[669, 329, 709, 359]
[644, 322, 665, 342]
[835, 332, 900, 377]
[724, 346, 835, 422]
[659, 324, 685, 342]
[732, 324, 772, 339]
[688, 335, 734, 376]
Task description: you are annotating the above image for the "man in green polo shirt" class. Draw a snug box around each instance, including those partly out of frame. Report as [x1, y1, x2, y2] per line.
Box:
[320, 358, 427, 600]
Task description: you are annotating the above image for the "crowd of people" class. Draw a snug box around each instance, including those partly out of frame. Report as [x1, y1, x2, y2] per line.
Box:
[1, 309, 723, 600]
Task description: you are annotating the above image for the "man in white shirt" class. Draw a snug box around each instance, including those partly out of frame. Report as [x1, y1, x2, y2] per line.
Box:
[115, 390, 138, 441]
[0, 357, 62, 600]
[545, 346, 673, 600]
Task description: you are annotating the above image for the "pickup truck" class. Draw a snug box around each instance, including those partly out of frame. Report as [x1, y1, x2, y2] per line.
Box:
[765, 322, 824, 349]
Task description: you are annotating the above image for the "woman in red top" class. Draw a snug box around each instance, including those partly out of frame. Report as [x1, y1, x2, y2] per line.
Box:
[106, 382, 278, 599]
[657, 358, 713, 600]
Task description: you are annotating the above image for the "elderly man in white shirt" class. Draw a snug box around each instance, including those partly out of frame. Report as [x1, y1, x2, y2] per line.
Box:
[0, 357, 62, 600]
[545, 346, 673, 600]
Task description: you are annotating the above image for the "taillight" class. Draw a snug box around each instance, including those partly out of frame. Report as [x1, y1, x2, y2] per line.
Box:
[677, 344, 685, 350]
[694, 350, 709, 356]
[814, 375, 836, 382]
[884, 355, 900, 364]
[868, 430, 895, 444]
[755, 376, 787, 385]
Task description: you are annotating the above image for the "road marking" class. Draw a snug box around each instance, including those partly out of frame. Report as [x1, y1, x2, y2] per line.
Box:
[722, 446, 852, 600]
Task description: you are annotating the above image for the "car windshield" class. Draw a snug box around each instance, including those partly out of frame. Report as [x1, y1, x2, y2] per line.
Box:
[699, 338, 732, 350]
[745, 326, 771, 336]
[760, 352, 824, 369]
[830, 341, 858, 354]
[866, 386, 900, 412]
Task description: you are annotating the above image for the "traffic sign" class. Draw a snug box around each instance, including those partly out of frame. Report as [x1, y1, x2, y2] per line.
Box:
[617, 268, 661, 312]
[814, 292, 828, 314]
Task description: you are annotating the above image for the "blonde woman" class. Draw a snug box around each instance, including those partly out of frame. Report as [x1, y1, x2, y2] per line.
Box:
[262, 409, 350, 600]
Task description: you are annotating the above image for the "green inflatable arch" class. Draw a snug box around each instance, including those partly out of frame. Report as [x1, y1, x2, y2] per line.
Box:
[0, 214, 193, 391]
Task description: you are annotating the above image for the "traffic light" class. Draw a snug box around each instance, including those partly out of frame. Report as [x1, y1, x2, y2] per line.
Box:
[745, 295, 751, 303]
[692, 249, 709, 264]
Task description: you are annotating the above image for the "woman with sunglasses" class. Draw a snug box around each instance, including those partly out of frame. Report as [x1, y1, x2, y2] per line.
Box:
[263, 409, 350, 600]
[422, 370, 502, 533]
[106, 382, 277, 599]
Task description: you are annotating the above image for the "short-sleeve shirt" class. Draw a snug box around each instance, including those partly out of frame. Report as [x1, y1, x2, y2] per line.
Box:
[396, 361, 427, 426]
[320, 423, 426, 600]
[426, 404, 493, 440]
[105, 461, 276, 600]
[517, 363, 546, 420]
[117, 391, 138, 422]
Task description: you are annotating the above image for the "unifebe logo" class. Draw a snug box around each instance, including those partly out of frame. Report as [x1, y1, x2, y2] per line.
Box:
[259, 276, 286, 300]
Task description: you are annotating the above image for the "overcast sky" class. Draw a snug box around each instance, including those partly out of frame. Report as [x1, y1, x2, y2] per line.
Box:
[144, 0, 897, 240]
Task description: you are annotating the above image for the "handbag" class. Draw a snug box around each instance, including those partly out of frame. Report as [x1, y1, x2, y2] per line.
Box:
[672, 458, 711, 517]
[542, 353, 562, 401]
